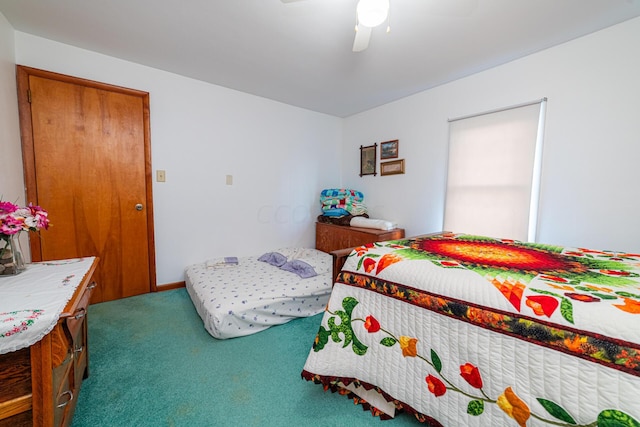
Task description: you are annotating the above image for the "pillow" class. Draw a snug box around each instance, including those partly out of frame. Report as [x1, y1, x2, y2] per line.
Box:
[286, 248, 331, 274]
[258, 252, 287, 267]
[268, 248, 303, 259]
[280, 259, 318, 279]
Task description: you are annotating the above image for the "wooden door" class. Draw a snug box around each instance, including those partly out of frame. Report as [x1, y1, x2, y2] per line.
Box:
[17, 66, 156, 303]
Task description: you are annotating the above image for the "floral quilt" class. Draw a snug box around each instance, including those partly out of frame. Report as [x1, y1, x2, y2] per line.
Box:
[302, 233, 640, 426]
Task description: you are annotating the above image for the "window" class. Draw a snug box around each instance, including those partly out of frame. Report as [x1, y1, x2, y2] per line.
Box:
[443, 99, 546, 241]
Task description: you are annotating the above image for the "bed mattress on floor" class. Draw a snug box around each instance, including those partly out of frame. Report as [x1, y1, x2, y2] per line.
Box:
[185, 248, 333, 339]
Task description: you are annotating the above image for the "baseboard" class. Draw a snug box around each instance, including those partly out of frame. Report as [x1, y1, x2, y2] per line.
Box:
[157, 281, 185, 291]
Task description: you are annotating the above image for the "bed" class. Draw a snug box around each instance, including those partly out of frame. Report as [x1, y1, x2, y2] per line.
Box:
[302, 232, 640, 426]
[185, 247, 333, 339]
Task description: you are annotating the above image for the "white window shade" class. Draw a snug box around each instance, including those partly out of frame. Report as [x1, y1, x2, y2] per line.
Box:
[444, 100, 546, 241]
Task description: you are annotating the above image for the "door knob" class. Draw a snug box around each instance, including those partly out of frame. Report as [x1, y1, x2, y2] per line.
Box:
[135, 204, 144, 211]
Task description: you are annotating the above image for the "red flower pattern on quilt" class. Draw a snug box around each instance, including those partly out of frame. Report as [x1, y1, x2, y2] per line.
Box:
[459, 363, 483, 389]
[425, 375, 446, 397]
[314, 296, 640, 426]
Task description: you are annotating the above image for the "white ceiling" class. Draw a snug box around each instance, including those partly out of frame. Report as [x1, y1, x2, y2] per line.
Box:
[1, 0, 640, 117]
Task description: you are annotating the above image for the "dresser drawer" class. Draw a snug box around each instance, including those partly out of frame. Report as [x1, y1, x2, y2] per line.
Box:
[315, 222, 405, 253]
[70, 312, 88, 387]
[52, 350, 74, 427]
[65, 281, 94, 341]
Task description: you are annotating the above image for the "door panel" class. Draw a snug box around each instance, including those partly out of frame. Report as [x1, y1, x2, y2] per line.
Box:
[17, 67, 155, 302]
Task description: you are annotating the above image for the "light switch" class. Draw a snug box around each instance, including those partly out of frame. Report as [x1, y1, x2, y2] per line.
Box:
[156, 170, 166, 182]
[226, 175, 233, 185]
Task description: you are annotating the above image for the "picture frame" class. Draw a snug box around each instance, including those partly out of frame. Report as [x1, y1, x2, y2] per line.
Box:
[360, 144, 377, 176]
[381, 159, 405, 176]
[380, 139, 399, 159]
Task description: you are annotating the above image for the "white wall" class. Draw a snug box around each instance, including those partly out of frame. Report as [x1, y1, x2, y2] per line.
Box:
[343, 16, 640, 253]
[4, 15, 640, 286]
[0, 14, 33, 258]
[10, 32, 343, 285]
[0, 14, 23, 206]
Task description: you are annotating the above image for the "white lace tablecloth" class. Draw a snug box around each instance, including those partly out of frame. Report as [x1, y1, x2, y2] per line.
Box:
[0, 257, 96, 355]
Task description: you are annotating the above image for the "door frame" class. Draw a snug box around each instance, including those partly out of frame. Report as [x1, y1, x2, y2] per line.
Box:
[15, 65, 157, 292]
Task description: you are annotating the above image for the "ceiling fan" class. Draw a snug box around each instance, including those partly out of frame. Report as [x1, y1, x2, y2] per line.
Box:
[281, 0, 390, 52]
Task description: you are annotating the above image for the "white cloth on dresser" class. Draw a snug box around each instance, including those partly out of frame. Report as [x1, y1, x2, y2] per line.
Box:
[0, 257, 96, 354]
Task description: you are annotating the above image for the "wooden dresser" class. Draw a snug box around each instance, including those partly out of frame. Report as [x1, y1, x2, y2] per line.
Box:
[316, 222, 405, 253]
[0, 258, 98, 427]
[315, 222, 405, 280]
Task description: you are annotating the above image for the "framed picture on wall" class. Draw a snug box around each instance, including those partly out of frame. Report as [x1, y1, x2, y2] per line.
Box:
[360, 144, 377, 176]
[381, 159, 405, 176]
[380, 139, 399, 159]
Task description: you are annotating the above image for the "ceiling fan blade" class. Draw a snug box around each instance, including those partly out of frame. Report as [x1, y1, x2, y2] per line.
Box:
[352, 24, 372, 52]
[280, 0, 307, 3]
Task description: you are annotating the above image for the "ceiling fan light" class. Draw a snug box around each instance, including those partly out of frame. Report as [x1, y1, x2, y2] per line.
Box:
[357, 0, 389, 28]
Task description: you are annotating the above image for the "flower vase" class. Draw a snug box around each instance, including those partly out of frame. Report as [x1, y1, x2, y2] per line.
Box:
[0, 233, 26, 276]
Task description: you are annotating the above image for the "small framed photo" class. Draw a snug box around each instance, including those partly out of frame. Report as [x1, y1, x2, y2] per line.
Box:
[381, 159, 405, 176]
[360, 144, 377, 176]
[380, 139, 399, 159]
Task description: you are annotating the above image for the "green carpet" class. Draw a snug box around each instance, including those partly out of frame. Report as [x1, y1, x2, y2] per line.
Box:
[71, 288, 423, 426]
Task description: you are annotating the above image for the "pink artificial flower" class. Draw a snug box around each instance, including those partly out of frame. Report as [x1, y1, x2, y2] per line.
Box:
[0, 201, 49, 235]
[0, 201, 18, 214]
[0, 216, 24, 235]
[30, 204, 50, 230]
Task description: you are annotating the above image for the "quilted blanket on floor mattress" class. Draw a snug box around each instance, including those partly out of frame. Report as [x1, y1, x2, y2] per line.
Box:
[186, 248, 332, 339]
[302, 233, 640, 426]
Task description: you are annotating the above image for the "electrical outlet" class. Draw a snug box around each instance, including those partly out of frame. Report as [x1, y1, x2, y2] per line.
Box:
[226, 175, 233, 185]
[157, 170, 166, 182]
